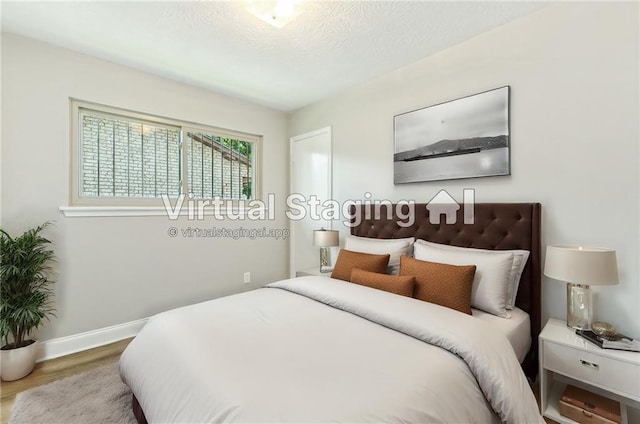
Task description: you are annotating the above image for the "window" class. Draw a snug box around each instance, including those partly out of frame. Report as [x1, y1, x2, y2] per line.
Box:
[185, 132, 253, 200]
[70, 100, 260, 207]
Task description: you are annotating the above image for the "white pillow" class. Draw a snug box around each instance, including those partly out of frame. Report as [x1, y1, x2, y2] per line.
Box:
[506, 252, 530, 309]
[414, 241, 514, 317]
[345, 236, 415, 275]
[415, 240, 529, 309]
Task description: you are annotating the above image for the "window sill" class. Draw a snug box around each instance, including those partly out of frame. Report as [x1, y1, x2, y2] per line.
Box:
[59, 206, 268, 218]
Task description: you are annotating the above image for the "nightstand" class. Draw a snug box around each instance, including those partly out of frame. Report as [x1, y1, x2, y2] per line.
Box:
[539, 318, 640, 424]
[295, 268, 332, 277]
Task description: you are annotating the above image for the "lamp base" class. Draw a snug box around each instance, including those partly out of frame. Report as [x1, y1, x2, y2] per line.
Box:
[319, 247, 332, 273]
[566, 283, 592, 330]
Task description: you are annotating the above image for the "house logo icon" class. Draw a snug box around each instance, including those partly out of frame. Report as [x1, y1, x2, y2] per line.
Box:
[426, 189, 475, 225]
[426, 190, 459, 224]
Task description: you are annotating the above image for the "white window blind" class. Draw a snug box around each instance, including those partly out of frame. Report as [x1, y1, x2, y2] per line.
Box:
[81, 111, 181, 198]
[73, 102, 259, 206]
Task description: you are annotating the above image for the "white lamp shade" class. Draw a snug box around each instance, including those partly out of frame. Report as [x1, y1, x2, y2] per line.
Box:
[544, 245, 618, 286]
[313, 229, 339, 247]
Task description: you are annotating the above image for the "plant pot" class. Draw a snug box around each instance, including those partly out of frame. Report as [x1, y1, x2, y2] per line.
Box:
[1, 340, 38, 381]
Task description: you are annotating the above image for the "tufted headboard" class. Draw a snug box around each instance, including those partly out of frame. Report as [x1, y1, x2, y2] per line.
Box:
[349, 202, 542, 379]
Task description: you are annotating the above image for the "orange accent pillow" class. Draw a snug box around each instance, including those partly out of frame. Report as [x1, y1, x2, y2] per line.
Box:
[350, 268, 415, 297]
[399, 255, 476, 314]
[331, 249, 390, 282]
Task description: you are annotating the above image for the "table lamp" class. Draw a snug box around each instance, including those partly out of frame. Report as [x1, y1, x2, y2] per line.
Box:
[544, 245, 618, 330]
[313, 228, 339, 273]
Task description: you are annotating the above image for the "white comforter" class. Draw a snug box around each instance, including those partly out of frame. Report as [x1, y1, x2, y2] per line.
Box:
[120, 277, 543, 423]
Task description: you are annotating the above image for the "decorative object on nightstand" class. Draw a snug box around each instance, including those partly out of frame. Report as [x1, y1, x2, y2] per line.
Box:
[544, 245, 618, 330]
[313, 228, 339, 273]
[575, 329, 640, 353]
[592, 321, 617, 338]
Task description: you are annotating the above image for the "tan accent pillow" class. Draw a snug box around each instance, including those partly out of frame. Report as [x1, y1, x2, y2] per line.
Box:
[331, 249, 390, 282]
[350, 268, 415, 297]
[399, 255, 476, 315]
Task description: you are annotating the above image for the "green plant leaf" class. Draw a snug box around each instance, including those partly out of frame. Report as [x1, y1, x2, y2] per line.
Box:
[1, 222, 56, 347]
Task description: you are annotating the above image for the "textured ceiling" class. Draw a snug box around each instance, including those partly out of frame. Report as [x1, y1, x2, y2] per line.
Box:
[1, 1, 548, 111]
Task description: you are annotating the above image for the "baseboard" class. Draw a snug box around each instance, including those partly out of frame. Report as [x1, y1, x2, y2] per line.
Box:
[38, 318, 148, 362]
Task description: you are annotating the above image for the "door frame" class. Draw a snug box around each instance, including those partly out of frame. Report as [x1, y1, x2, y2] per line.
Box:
[289, 126, 332, 278]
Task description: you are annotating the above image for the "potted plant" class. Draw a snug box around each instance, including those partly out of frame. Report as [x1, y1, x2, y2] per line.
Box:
[0, 222, 56, 381]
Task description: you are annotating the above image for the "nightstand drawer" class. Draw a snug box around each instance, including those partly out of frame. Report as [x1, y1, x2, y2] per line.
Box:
[544, 342, 640, 398]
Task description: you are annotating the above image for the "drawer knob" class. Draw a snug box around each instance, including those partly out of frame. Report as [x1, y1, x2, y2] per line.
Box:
[579, 359, 599, 370]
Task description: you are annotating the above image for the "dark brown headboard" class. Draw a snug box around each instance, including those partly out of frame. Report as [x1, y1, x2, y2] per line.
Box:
[349, 202, 541, 379]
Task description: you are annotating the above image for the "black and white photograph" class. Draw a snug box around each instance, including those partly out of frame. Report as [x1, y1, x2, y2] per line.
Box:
[394, 86, 510, 183]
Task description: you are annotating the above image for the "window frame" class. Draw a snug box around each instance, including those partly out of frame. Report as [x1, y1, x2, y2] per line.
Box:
[69, 99, 262, 208]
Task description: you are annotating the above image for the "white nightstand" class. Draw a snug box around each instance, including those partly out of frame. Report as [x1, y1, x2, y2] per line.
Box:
[295, 268, 332, 277]
[539, 318, 640, 424]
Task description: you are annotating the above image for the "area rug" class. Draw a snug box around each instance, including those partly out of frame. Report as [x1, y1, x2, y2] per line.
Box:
[9, 362, 136, 424]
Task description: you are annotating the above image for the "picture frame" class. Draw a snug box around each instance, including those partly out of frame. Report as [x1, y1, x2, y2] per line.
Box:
[394, 86, 510, 184]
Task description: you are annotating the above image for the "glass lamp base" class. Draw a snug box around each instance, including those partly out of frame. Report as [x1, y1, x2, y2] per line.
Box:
[319, 247, 332, 273]
[566, 283, 592, 330]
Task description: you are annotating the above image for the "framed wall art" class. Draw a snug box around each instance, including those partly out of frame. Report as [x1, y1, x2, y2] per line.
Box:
[394, 86, 510, 183]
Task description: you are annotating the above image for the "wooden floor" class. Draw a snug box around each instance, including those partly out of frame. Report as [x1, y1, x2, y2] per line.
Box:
[0, 338, 132, 424]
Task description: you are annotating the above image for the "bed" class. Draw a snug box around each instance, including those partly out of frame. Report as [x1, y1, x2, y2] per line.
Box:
[120, 203, 543, 423]
[348, 202, 542, 380]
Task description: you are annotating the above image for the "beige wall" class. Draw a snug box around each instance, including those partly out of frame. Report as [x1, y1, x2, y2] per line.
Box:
[289, 3, 640, 337]
[1, 34, 290, 340]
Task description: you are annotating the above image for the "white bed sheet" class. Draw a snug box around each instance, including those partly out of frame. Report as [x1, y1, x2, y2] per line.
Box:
[472, 306, 531, 363]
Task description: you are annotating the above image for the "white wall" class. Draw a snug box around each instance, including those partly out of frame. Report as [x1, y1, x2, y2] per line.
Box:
[1, 34, 290, 340]
[289, 3, 640, 337]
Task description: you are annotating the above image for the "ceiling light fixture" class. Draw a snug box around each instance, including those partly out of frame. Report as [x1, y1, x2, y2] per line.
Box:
[243, 0, 304, 29]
